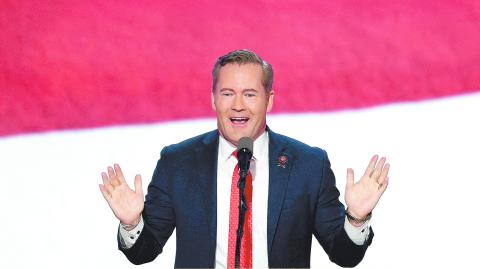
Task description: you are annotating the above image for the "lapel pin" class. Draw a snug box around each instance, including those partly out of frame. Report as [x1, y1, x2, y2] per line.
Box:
[277, 154, 288, 168]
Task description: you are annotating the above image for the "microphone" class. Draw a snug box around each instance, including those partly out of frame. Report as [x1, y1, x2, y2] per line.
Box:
[237, 137, 253, 180]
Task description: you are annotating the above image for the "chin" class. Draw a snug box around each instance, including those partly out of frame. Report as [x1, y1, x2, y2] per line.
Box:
[224, 133, 250, 145]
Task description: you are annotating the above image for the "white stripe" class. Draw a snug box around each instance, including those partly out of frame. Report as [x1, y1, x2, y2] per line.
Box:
[1, 92, 479, 268]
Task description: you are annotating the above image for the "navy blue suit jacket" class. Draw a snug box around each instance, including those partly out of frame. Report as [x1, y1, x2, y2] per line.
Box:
[119, 128, 373, 268]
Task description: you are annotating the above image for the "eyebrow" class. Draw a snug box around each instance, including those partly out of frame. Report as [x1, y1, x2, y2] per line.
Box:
[219, 88, 257, 92]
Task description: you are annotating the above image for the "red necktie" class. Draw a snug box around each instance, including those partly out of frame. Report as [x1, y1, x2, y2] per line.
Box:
[227, 151, 252, 269]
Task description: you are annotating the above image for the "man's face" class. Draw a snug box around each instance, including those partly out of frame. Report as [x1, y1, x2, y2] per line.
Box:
[212, 63, 274, 145]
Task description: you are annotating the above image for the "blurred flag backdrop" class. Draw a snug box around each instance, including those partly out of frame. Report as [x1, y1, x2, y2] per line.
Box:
[1, 1, 479, 268]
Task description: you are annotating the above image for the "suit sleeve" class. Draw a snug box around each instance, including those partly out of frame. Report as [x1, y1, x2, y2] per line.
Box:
[312, 150, 373, 268]
[118, 147, 176, 265]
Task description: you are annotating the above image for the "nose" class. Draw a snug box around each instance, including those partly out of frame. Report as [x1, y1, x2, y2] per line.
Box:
[232, 93, 245, 111]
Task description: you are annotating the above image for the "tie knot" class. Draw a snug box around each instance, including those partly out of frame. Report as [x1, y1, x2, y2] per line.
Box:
[232, 150, 238, 160]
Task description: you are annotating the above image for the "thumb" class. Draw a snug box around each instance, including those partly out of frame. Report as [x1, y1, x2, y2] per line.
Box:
[134, 174, 143, 195]
[346, 168, 354, 191]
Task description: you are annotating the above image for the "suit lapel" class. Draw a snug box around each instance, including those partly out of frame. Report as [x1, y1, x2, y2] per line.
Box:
[267, 129, 294, 254]
[194, 130, 219, 266]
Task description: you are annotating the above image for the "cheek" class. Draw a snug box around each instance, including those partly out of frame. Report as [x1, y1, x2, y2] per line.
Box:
[214, 98, 232, 113]
[247, 101, 268, 115]
[213, 103, 225, 114]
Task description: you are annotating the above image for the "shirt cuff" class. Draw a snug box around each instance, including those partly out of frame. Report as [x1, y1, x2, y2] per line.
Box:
[343, 216, 370, 245]
[118, 217, 144, 249]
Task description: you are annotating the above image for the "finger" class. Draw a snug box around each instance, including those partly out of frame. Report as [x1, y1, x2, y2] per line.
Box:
[377, 163, 390, 184]
[364, 155, 379, 177]
[114, 163, 127, 184]
[102, 172, 114, 193]
[372, 157, 386, 180]
[107, 166, 120, 186]
[107, 166, 116, 179]
[378, 176, 389, 194]
[134, 174, 143, 195]
[101, 171, 109, 182]
[99, 184, 112, 201]
[346, 168, 354, 191]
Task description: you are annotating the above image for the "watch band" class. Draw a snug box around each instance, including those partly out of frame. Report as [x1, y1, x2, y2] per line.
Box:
[345, 208, 372, 223]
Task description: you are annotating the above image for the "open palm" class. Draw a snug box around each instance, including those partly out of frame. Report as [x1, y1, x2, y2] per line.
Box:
[345, 155, 389, 219]
[99, 164, 144, 226]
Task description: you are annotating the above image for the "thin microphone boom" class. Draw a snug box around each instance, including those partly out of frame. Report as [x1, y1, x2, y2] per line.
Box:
[235, 137, 253, 268]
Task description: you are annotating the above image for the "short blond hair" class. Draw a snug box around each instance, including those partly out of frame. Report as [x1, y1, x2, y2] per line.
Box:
[212, 49, 273, 93]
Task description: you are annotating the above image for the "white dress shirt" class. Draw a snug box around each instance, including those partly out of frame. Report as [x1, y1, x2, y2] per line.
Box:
[119, 131, 370, 267]
[215, 131, 270, 268]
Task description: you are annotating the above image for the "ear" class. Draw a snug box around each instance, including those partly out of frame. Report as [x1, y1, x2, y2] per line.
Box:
[211, 91, 216, 111]
[266, 90, 274, 112]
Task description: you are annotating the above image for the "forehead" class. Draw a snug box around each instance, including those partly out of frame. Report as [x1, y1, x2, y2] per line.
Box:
[216, 63, 263, 87]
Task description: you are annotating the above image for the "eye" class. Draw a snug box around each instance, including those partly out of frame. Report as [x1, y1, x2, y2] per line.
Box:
[245, 93, 256, 98]
[222, 92, 233, 97]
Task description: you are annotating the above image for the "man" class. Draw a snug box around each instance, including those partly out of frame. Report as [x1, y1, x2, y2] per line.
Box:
[99, 49, 389, 268]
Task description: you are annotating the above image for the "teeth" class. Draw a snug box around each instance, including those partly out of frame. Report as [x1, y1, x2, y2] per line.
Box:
[231, 117, 248, 122]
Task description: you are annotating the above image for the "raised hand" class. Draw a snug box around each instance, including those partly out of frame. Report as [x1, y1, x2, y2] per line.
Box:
[345, 155, 389, 221]
[99, 164, 144, 227]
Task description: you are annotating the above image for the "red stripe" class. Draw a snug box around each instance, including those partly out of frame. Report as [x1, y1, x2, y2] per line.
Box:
[1, 1, 479, 136]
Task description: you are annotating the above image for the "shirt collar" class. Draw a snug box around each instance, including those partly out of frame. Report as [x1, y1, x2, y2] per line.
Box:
[218, 130, 269, 163]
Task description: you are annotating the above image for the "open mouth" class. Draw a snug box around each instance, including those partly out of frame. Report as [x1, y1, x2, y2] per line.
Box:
[230, 117, 249, 125]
